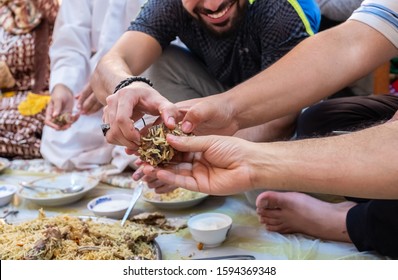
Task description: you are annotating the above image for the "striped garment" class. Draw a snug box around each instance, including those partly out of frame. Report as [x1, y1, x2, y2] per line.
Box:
[349, 0, 398, 48]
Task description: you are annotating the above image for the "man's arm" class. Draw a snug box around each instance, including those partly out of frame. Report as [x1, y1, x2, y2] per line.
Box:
[253, 120, 398, 199]
[91, 31, 162, 104]
[180, 20, 398, 134]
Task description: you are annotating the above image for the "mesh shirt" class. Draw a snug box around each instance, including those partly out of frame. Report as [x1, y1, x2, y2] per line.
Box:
[129, 0, 317, 88]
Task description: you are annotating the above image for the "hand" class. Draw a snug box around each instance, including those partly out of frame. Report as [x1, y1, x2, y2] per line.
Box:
[45, 84, 79, 130]
[76, 83, 103, 115]
[177, 94, 239, 136]
[141, 134, 257, 195]
[102, 82, 181, 151]
[132, 159, 179, 194]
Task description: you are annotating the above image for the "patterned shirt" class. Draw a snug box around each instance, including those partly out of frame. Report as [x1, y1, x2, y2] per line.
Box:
[129, 0, 320, 88]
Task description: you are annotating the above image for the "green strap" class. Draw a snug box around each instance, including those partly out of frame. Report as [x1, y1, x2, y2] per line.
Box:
[249, 0, 256, 4]
[287, 0, 314, 36]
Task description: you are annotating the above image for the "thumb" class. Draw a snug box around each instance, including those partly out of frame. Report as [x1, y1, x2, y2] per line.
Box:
[166, 134, 215, 153]
[180, 101, 213, 133]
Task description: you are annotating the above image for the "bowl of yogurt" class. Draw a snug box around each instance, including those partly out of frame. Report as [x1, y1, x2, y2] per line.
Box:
[0, 184, 17, 207]
[188, 212, 232, 248]
[87, 194, 133, 219]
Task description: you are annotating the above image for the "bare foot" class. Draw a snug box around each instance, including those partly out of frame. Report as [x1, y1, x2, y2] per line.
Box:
[255, 191, 356, 243]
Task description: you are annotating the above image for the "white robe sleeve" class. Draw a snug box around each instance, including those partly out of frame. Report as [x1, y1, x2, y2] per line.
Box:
[49, 0, 93, 95]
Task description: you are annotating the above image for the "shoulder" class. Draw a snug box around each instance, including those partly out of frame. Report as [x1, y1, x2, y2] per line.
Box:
[349, 0, 398, 47]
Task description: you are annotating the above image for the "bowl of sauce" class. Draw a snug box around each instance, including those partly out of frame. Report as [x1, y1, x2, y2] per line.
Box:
[87, 194, 133, 219]
[188, 212, 232, 248]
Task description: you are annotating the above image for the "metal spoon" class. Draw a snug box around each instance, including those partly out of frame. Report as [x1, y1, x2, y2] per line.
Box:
[20, 182, 84, 194]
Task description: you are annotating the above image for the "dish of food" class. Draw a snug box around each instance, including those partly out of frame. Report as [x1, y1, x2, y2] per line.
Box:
[0, 157, 10, 173]
[0, 210, 162, 260]
[17, 173, 99, 206]
[142, 187, 208, 210]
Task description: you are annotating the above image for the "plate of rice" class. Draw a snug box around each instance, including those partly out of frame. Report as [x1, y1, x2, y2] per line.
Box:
[142, 187, 208, 210]
[0, 210, 162, 260]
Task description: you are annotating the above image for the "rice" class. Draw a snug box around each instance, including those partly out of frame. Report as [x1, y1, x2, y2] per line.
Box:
[0, 210, 159, 260]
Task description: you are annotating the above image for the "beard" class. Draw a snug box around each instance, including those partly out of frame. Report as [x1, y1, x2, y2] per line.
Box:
[193, 0, 248, 38]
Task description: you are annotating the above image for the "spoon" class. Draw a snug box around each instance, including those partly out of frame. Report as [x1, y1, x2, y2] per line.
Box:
[20, 182, 84, 194]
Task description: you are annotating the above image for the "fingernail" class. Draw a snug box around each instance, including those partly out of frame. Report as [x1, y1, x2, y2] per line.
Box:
[167, 116, 176, 126]
[181, 121, 192, 132]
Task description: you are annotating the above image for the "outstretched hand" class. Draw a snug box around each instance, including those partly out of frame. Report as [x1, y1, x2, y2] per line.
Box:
[102, 82, 181, 151]
[140, 134, 257, 196]
[176, 95, 239, 136]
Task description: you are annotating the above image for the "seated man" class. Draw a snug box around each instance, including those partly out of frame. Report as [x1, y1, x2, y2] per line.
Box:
[92, 0, 321, 176]
[40, 0, 145, 170]
[0, 0, 59, 159]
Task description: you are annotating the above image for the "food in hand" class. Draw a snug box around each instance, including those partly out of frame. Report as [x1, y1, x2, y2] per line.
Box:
[52, 112, 72, 126]
[138, 123, 192, 166]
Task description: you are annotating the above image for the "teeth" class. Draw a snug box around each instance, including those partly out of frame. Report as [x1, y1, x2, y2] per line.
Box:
[207, 5, 230, 19]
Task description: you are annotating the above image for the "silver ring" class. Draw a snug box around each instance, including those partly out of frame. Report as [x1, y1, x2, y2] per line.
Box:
[101, 123, 110, 136]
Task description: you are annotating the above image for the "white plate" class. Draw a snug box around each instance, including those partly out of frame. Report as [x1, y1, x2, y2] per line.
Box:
[0, 158, 10, 173]
[7, 215, 162, 260]
[17, 173, 99, 206]
[142, 187, 208, 210]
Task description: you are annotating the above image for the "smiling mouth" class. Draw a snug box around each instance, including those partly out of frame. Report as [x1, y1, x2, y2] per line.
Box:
[207, 3, 233, 19]
[198, 0, 236, 24]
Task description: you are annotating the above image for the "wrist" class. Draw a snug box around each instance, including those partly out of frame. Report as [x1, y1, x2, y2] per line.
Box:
[113, 76, 153, 94]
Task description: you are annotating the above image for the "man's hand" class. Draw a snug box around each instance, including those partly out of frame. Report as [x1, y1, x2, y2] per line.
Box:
[177, 95, 239, 136]
[101, 82, 181, 151]
[45, 84, 79, 130]
[76, 83, 103, 115]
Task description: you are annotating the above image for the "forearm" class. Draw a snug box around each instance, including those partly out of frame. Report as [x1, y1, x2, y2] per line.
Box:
[225, 21, 397, 130]
[92, 31, 162, 105]
[234, 113, 298, 142]
[253, 121, 398, 199]
[91, 53, 133, 104]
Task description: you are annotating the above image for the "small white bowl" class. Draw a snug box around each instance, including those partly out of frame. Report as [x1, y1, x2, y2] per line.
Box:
[188, 212, 232, 248]
[87, 194, 133, 219]
[0, 184, 17, 207]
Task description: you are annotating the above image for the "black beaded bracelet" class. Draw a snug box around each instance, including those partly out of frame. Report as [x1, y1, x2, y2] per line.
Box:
[113, 76, 153, 94]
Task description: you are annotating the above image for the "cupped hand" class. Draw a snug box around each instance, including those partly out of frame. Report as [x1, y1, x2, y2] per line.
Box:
[45, 84, 79, 130]
[132, 158, 179, 194]
[102, 82, 180, 151]
[141, 134, 256, 196]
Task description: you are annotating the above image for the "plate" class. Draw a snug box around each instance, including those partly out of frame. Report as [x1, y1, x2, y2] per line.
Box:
[17, 173, 99, 206]
[4, 215, 161, 260]
[0, 158, 10, 173]
[77, 216, 162, 260]
[142, 187, 208, 210]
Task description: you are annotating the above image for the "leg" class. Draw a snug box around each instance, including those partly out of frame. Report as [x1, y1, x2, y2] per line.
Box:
[255, 191, 355, 242]
[145, 45, 226, 102]
[347, 200, 398, 259]
[40, 111, 114, 170]
[256, 192, 398, 258]
[296, 95, 398, 138]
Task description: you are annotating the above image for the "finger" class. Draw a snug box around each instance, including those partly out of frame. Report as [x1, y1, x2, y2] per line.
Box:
[156, 167, 199, 193]
[77, 83, 92, 105]
[153, 184, 178, 194]
[157, 102, 179, 128]
[180, 101, 211, 133]
[103, 95, 140, 148]
[166, 134, 215, 153]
